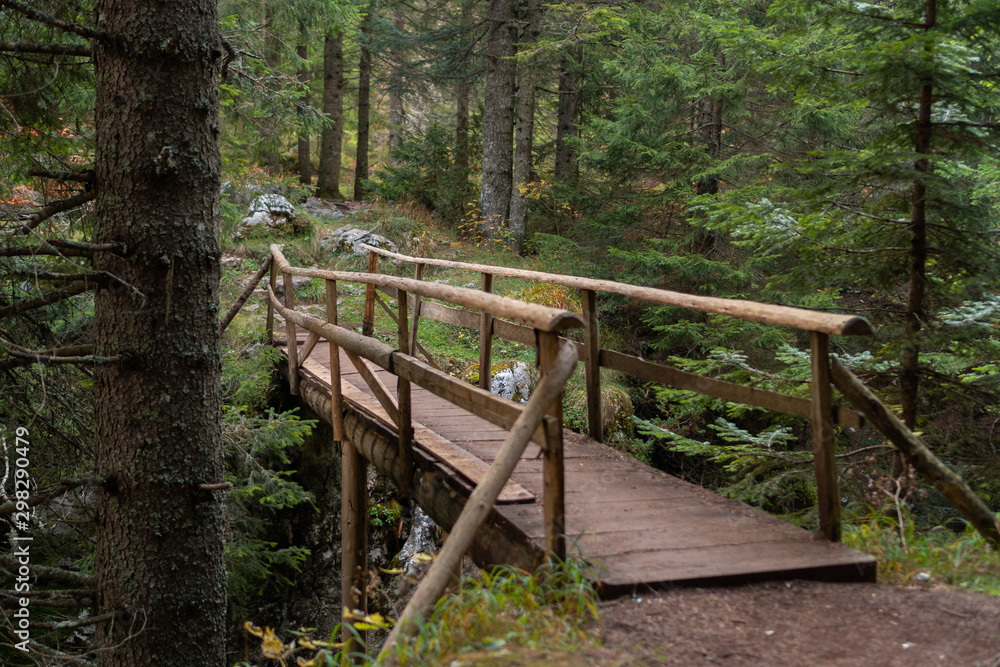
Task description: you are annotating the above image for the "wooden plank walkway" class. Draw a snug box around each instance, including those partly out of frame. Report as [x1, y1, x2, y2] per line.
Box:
[278, 334, 876, 597]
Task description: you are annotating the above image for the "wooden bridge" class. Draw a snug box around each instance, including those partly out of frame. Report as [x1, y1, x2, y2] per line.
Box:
[221, 242, 884, 647]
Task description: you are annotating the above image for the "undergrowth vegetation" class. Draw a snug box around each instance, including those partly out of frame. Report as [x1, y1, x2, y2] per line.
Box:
[243, 558, 601, 666]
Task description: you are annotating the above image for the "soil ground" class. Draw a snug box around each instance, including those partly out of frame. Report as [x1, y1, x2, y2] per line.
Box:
[587, 580, 1000, 666]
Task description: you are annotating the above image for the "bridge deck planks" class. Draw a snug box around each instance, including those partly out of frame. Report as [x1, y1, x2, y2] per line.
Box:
[277, 335, 876, 596]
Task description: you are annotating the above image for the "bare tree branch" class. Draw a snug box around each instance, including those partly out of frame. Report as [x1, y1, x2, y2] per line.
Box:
[12, 268, 105, 282]
[3, 190, 95, 237]
[28, 168, 95, 182]
[0, 40, 92, 57]
[0, 475, 104, 518]
[0, 281, 94, 317]
[31, 611, 117, 631]
[0, 556, 93, 586]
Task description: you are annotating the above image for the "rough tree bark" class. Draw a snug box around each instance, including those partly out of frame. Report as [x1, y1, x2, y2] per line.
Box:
[92, 0, 226, 663]
[479, 0, 517, 241]
[508, 0, 542, 253]
[316, 31, 344, 200]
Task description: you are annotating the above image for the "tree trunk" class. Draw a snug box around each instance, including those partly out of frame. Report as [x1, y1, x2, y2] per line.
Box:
[692, 51, 725, 255]
[479, 0, 517, 241]
[454, 0, 473, 184]
[898, 0, 935, 473]
[316, 31, 344, 200]
[387, 8, 406, 162]
[355, 10, 372, 201]
[92, 0, 226, 662]
[554, 47, 580, 183]
[900, 0, 935, 430]
[297, 34, 312, 185]
[508, 0, 542, 253]
[260, 2, 283, 174]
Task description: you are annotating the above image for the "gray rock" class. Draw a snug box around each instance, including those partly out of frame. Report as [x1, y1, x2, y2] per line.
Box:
[249, 194, 296, 217]
[490, 361, 533, 404]
[395, 507, 438, 599]
[319, 226, 397, 255]
[220, 182, 264, 205]
[233, 194, 306, 239]
[273, 275, 313, 295]
[302, 197, 346, 220]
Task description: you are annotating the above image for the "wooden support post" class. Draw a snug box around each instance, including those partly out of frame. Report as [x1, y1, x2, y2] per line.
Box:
[362, 250, 379, 337]
[478, 273, 494, 390]
[398, 289, 413, 498]
[326, 280, 344, 441]
[341, 429, 368, 654]
[409, 263, 424, 356]
[283, 270, 300, 396]
[266, 259, 277, 344]
[810, 331, 840, 542]
[581, 288, 603, 443]
[379, 341, 579, 662]
[538, 331, 566, 562]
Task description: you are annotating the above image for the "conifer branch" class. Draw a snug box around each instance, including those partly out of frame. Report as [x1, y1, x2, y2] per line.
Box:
[28, 168, 95, 182]
[0, 281, 94, 317]
[0, 475, 104, 517]
[0, 0, 109, 42]
[0, 556, 93, 586]
[0, 40, 92, 57]
[3, 190, 95, 237]
[31, 611, 117, 631]
[12, 269, 105, 282]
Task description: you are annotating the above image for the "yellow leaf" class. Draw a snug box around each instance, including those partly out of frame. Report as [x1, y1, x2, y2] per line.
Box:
[261, 627, 286, 660]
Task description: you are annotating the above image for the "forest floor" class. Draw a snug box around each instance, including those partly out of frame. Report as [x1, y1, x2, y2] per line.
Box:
[578, 580, 1000, 666]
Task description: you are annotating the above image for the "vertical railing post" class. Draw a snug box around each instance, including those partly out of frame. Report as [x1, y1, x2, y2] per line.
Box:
[409, 263, 424, 356]
[538, 331, 566, 562]
[265, 257, 277, 344]
[810, 331, 841, 542]
[331, 277, 368, 657]
[283, 269, 300, 396]
[478, 273, 494, 390]
[362, 250, 379, 337]
[581, 288, 603, 443]
[397, 289, 413, 498]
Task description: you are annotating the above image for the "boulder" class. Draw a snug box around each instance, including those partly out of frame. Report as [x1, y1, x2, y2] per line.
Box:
[249, 193, 296, 217]
[302, 197, 345, 220]
[233, 194, 305, 239]
[490, 360, 533, 404]
[319, 226, 397, 256]
[220, 182, 264, 205]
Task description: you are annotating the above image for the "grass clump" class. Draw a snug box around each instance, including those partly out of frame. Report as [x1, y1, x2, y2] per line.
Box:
[843, 512, 1000, 595]
[395, 560, 600, 666]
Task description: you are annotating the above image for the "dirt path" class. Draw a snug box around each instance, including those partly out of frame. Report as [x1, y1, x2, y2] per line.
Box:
[592, 580, 1000, 666]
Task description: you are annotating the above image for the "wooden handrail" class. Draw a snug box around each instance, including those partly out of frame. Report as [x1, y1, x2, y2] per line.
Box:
[359, 243, 873, 336]
[270, 244, 582, 334]
[219, 254, 272, 334]
[357, 243, 872, 543]
[265, 285, 556, 447]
